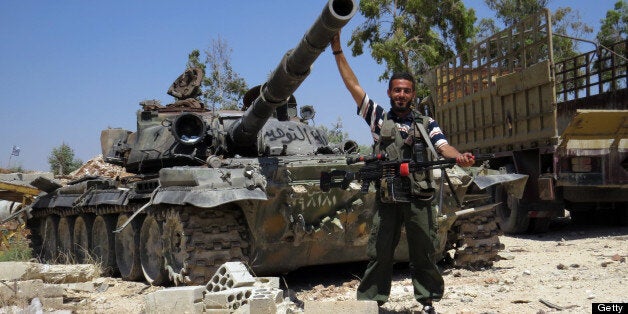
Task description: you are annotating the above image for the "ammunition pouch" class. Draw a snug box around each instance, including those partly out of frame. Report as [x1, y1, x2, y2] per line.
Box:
[376, 113, 434, 203]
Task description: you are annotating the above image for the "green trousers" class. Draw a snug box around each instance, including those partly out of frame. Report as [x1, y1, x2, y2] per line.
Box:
[356, 197, 444, 305]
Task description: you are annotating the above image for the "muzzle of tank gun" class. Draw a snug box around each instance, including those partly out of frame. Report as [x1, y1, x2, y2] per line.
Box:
[170, 112, 207, 146]
[228, 0, 358, 149]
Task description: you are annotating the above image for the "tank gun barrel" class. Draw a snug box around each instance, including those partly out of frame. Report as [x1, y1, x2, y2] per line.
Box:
[228, 0, 357, 150]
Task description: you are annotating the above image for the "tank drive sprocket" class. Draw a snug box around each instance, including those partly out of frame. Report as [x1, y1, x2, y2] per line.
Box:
[153, 205, 251, 285]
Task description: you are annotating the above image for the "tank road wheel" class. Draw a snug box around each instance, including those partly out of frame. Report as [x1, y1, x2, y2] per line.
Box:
[40, 216, 60, 263]
[115, 214, 143, 281]
[73, 214, 94, 263]
[92, 215, 118, 275]
[26, 217, 44, 261]
[57, 217, 74, 263]
[162, 209, 190, 285]
[494, 185, 529, 234]
[140, 214, 168, 285]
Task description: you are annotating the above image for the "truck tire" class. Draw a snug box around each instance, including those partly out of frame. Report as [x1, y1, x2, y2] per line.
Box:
[493, 185, 529, 234]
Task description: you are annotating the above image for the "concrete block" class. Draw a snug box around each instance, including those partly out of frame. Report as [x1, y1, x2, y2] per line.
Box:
[204, 309, 233, 314]
[206, 262, 255, 292]
[252, 287, 283, 304]
[61, 282, 95, 292]
[254, 277, 281, 289]
[0, 262, 33, 280]
[42, 283, 65, 297]
[27, 264, 100, 283]
[40, 296, 64, 309]
[304, 300, 379, 314]
[144, 286, 205, 314]
[247, 295, 277, 314]
[203, 287, 253, 310]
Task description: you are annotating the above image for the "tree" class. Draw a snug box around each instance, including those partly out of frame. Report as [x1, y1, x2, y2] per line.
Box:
[48, 143, 82, 176]
[348, 0, 476, 97]
[597, 0, 627, 46]
[483, 0, 593, 61]
[187, 37, 248, 110]
[484, 0, 549, 27]
[319, 117, 372, 154]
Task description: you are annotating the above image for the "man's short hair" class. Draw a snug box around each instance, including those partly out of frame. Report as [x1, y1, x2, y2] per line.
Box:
[388, 72, 416, 90]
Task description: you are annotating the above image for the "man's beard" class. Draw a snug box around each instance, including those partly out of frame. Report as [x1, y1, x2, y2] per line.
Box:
[390, 98, 412, 114]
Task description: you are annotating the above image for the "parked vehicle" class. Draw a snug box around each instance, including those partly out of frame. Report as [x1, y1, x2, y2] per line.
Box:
[425, 9, 627, 233]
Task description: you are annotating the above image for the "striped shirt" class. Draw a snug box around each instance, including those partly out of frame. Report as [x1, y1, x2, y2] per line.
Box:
[357, 93, 448, 148]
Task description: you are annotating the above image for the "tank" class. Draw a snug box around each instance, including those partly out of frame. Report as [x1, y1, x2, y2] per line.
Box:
[23, 0, 527, 286]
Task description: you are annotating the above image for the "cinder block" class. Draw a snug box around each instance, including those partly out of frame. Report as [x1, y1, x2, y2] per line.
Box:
[254, 277, 281, 289]
[304, 300, 379, 314]
[203, 287, 253, 310]
[247, 294, 277, 314]
[144, 286, 205, 314]
[251, 287, 283, 304]
[206, 262, 255, 292]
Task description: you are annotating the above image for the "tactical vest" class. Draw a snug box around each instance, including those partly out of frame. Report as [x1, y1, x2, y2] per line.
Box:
[375, 110, 435, 202]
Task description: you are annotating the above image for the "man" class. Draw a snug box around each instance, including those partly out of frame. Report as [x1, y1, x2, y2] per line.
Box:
[330, 32, 474, 314]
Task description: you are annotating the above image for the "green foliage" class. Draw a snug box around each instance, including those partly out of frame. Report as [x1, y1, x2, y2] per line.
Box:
[47, 143, 83, 176]
[484, 0, 549, 27]
[0, 232, 31, 261]
[187, 38, 248, 110]
[482, 0, 593, 62]
[319, 117, 349, 144]
[597, 0, 627, 46]
[319, 117, 373, 154]
[348, 0, 477, 98]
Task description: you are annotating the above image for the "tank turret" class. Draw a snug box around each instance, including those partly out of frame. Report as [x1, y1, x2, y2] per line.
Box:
[100, 0, 358, 174]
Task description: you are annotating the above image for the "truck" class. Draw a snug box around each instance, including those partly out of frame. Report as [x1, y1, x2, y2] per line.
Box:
[425, 9, 627, 233]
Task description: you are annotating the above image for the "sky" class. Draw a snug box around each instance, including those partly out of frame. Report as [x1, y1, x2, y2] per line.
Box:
[0, 0, 618, 171]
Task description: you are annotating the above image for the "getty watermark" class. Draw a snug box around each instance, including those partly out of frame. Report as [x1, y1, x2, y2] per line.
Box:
[593, 303, 627, 314]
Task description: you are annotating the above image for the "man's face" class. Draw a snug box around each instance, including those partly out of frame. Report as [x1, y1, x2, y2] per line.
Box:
[387, 79, 414, 114]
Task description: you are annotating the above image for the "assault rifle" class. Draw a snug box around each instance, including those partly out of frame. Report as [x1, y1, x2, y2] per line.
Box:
[320, 153, 494, 203]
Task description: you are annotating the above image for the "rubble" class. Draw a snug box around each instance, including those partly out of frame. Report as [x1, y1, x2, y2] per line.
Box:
[68, 154, 132, 179]
[146, 262, 299, 314]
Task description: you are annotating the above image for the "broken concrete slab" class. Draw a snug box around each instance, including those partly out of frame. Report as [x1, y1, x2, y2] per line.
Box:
[144, 285, 205, 314]
[304, 300, 379, 314]
[0, 262, 100, 283]
[0, 279, 65, 300]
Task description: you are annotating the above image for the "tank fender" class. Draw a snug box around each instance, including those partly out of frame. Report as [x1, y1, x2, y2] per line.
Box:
[152, 187, 267, 208]
[152, 166, 268, 208]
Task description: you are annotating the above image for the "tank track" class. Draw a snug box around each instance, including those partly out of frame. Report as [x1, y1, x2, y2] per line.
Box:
[149, 205, 250, 285]
[27, 204, 250, 286]
[450, 209, 504, 269]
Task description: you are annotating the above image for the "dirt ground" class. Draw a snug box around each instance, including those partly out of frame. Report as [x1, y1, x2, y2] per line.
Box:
[290, 222, 628, 313]
[23, 222, 627, 314]
[1, 222, 626, 313]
